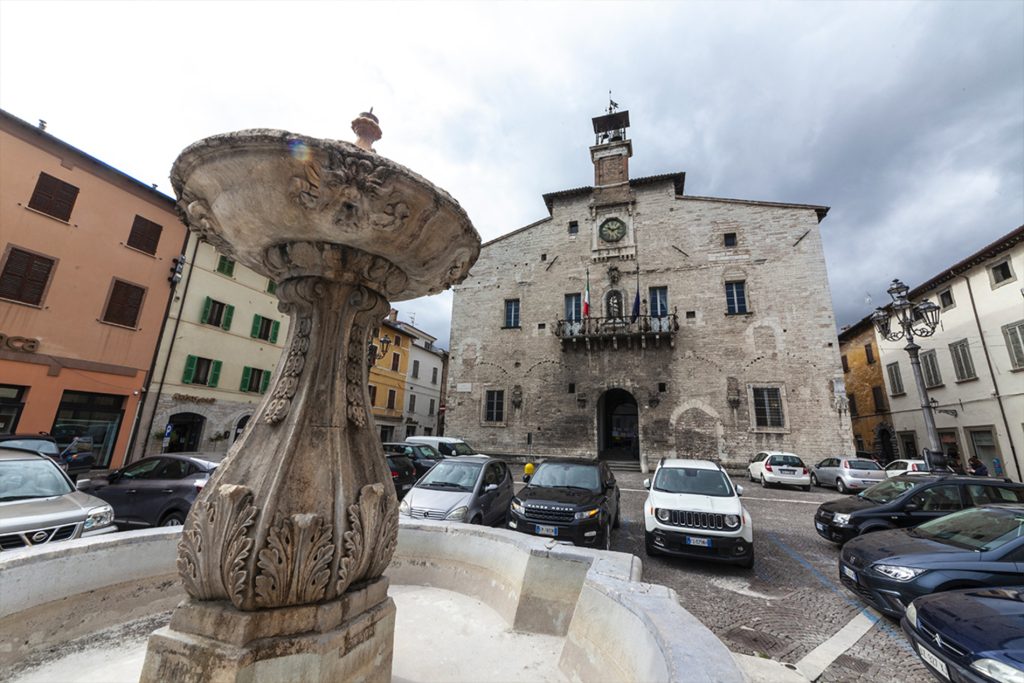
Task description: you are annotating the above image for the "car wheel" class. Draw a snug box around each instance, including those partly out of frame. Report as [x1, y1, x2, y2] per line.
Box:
[836, 479, 848, 494]
[810, 473, 819, 487]
[760, 474, 769, 489]
[748, 469, 756, 483]
[160, 512, 186, 527]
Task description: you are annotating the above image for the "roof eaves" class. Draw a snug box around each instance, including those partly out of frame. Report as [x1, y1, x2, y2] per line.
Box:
[680, 194, 830, 223]
[908, 224, 1024, 299]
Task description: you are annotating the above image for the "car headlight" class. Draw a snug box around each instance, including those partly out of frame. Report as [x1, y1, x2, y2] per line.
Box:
[904, 601, 918, 629]
[872, 564, 926, 581]
[84, 505, 114, 531]
[398, 497, 410, 515]
[655, 508, 670, 522]
[833, 513, 852, 525]
[970, 658, 1024, 683]
[575, 508, 599, 520]
[724, 514, 741, 529]
[510, 499, 523, 514]
[446, 506, 468, 521]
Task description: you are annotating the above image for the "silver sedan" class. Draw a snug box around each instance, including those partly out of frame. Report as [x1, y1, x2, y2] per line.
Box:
[810, 456, 885, 494]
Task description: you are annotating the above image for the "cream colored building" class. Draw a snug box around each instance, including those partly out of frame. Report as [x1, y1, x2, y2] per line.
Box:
[878, 224, 1023, 481]
[131, 234, 289, 460]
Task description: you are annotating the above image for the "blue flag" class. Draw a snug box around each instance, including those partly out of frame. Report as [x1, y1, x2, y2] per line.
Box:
[631, 289, 640, 323]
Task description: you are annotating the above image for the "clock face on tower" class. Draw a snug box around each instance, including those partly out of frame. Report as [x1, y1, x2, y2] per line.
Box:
[599, 217, 627, 243]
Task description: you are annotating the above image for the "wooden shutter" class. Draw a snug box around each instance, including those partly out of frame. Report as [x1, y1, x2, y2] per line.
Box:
[126, 215, 163, 255]
[0, 248, 54, 305]
[208, 360, 222, 387]
[240, 366, 252, 391]
[222, 304, 234, 330]
[182, 355, 197, 383]
[201, 297, 212, 323]
[28, 172, 79, 222]
[250, 314, 261, 338]
[260, 370, 271, 394]
[270, 320, 280, 343]
[102, 279, 146, 327]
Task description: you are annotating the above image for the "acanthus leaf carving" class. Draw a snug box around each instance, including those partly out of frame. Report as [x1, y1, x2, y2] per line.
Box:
[336, 483, 397, 594]
[254, 513, 335, 608]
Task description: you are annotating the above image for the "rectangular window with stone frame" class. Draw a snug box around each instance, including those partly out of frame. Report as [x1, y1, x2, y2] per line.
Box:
[484, 389, 505, 423]
[725, 281, 748, 315]
[28, 172, 79, 222]
[751, 386, 785, 428]
[872, 386, 886, 413]
[887, 362, 905, 395]
[386, 389, 396, 410]
[847, 394, 858, 417]
[949, 339, 977, 382]
[504, 299, 520, 328]
[921, 349, 943, 388]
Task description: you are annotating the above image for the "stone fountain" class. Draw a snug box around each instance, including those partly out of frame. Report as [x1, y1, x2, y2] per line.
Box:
[139, 114, 480, 682]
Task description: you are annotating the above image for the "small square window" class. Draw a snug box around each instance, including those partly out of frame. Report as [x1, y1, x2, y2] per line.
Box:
[685, 311, 696, 319]
[992, 261, 1012, 283]
[568, 221, 579, 235]
[537, 323, 546, 330]
[568, 383, 576, 394]
[28, 172, 79, 222]
[0, 247, 56, 306]
[724, 233, 737, 247]
[541, 253, 547, 261]
[126, 215, 163, 255]
[938, 288, 954, 309]
[658, 382, 667, 393]
[102, 279, 146, 328]
[267, 280, 277, 295]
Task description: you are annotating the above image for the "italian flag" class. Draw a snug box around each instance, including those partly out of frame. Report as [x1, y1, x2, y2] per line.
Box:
[583, 269, 591, 317]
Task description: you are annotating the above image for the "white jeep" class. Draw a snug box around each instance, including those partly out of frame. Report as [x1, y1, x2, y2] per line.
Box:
[643, 459, 754, 568]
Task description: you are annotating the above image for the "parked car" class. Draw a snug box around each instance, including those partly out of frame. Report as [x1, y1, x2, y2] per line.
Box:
[811, 457, 886, 493]
[386, 453, 418, 500]
[405, 436, 480, 457]
[77, 452, 225, 528]
[747, 452, 811, 491]
[508, 458, 620, 549]
[0, 434, 94, 482]
[643, 459, 753, 567]
[838, 505, 1024, 619]
[884, 459, 927, 478]
[902, 585, 1024, 683]
[384, 442, 443, 478]
[814, 473, 1024, 545]
[0, 446, 115, 551]
[398, 456, 513, 525]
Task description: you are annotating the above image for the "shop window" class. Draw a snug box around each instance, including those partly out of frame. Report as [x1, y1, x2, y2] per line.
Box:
[250, 314, 280, 343]
[102, 279, 146, 328]
[50, 390, 125, 468]
[126, 215, 162, 255]
[28, 172, 79, 222]
[0, 247, 55, 306]
[0, 385, 27, 434]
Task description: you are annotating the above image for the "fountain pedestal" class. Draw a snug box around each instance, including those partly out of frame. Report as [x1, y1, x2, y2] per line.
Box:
[139, 125, 478, 682]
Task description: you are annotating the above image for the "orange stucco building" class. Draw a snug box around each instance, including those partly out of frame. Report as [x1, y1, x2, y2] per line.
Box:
[838, 317, 898, 462]
[0, 110, 187, 468]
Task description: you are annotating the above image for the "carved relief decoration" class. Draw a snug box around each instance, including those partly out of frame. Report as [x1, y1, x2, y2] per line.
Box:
[337, 483, 399, 595]
[254, 513, 335, 607]
[264, 279, 319, 425]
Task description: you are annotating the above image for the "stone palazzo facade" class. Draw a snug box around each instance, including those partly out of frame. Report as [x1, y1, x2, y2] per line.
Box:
[447, 111, 853, 471]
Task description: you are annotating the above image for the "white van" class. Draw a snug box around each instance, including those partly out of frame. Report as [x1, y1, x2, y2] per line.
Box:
[404, 436, 479, 457]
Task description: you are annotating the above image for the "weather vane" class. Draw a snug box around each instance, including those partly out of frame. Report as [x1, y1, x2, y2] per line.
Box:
[607, 90, 619, 114]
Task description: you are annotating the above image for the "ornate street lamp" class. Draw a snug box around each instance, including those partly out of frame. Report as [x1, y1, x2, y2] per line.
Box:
[367, 333, 392, 367]
[871, 278, 943, 463]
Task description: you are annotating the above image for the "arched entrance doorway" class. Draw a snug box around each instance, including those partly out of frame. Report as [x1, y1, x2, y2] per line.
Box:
[598, 389, 639, 462]
[875, 424, 897, 465]
[165, 412, 205, 453]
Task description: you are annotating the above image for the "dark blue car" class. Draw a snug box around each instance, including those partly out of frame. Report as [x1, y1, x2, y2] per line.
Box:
[839, 505, 1024, 619]
[902, 586, 1024, 683]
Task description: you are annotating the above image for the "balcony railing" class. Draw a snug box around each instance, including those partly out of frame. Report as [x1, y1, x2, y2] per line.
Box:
[554, 314, 679, 350]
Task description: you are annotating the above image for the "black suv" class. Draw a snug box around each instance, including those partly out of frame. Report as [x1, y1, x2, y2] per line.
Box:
[508, 459, 620, 549]
[0, 434, 94, 482]
[383, 442, 442, 478]
[815, 473, 1024, 544]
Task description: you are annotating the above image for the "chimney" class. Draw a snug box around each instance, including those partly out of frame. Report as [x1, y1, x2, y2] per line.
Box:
[388, 308, 398, 322]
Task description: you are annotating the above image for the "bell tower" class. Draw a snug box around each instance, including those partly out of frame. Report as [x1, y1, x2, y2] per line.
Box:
[590, 100, 632, 207]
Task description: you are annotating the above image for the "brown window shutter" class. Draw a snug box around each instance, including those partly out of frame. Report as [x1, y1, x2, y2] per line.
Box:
[28, 172, 79, 222]
[103, 279, 146, 327]
[0, 248, 55, 305]
[126, 215, 163, 255]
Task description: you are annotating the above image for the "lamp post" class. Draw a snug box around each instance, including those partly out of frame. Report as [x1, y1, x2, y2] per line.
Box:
[367, 333, 392, 367]
[870, 278, 942, 460]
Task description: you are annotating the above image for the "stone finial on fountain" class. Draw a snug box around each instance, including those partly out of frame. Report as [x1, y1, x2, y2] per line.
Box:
[352, 108, 382, 152]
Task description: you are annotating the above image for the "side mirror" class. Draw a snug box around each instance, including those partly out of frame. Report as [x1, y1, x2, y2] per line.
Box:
[484, 484, 498, 493]
[522, 474, 531, 483]
[736, 485, 744, 496]
[642, 478, 651, 490]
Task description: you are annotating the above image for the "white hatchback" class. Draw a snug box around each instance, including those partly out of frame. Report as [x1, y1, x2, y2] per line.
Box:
[747, 451, 811, 491]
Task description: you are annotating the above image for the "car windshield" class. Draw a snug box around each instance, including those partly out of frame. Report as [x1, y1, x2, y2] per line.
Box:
[449, 442, 475, 456]
[417, 460, 482, 491]
[654, 467, 733, 497]
[912, 507, 1024, 551]
[848, 460, 880, 471]
[531, 463, 601, 492]
[418, 447, 443, 460]
[384, 444, 415, 457]
[0, 439, 60, 456]
[771, 455, 804, 467]
[0, 459, 73, 501]
[859, 478, 922, 503]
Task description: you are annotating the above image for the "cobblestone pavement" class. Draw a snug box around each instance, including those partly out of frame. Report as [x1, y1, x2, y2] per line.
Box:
[603, 469, 933, 683]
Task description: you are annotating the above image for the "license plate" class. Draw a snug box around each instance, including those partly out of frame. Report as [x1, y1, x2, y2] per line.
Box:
[918, 644, 949, 679]
[535, 524, 558, 537]
[842, 565, 856, 581]
[781, 469, 796, 475]
[684, 536, 710, 547]
[815, 522, 826, 532]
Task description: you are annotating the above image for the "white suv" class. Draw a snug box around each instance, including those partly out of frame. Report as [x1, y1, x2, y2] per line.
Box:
[643, 459, 754, 568]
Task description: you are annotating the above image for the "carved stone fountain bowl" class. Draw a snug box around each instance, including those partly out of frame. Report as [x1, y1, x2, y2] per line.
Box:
[170, 129, 480, 300]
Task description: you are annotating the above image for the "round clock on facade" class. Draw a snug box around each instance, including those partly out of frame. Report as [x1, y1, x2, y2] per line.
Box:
[599, 217, 627, 243]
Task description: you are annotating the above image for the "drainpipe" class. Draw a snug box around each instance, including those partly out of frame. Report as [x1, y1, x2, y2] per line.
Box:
[138, 235, 201, 460]
[963, 274, 1022, 481]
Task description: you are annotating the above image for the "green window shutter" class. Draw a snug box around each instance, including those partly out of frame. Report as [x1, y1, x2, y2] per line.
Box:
[222, 304, 234, 330]
[267, 280, 277, 295]
[240, 366, 252, 391]
[182, 355, 197, 384]
[270, 320, 280, 343]
[260, 370, 272, 394]
[208, 360, 222, 387]
[250, 314, 261, 338]
[201, 297, 212, 324]
[226, 260, 235, 277]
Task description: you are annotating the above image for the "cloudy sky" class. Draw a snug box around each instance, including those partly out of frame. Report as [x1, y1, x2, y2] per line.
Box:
[2, 1, 1021, 347]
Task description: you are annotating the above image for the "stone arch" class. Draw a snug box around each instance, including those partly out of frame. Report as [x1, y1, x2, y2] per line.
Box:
[669, 400, 725, 460]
